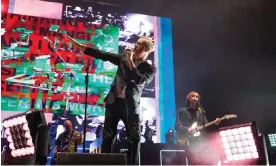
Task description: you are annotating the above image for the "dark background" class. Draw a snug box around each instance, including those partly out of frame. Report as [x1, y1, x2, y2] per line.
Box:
[45, 0, 276, 134]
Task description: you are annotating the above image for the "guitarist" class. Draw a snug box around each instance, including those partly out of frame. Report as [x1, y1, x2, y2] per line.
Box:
[175, 91, 220, 164]
[175, 91, 221, 145]
[52, 120, 83, 164]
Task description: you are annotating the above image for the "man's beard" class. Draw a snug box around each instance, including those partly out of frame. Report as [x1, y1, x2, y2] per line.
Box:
[190, 101, 197, 109]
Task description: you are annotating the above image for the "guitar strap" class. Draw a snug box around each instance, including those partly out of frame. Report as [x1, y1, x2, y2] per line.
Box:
[196, 111, 200, 123]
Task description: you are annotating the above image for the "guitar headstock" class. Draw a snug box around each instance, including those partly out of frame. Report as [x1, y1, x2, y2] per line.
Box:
[223, 114, 237, 119]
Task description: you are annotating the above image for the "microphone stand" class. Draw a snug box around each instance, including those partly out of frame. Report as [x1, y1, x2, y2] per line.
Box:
[48, 38, 88, 153]
[202, 109, 206, 129]
[198, 102, 206, 129]
[200, 104, 207, 137]
[82, 64, 89, 153]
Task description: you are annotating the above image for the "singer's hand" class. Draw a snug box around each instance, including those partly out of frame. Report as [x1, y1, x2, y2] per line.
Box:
[126, 50, 135, 70]
[63, 35, 86, 50]
[126, 50, 133, 61]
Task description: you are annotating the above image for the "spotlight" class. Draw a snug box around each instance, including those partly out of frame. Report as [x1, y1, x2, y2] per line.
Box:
[7, 135, 13, 143]
[119, 127, 127, 140]
[23, 123, 29, 131]
[9, 143, 15, 150]
[165, 129, 174, 144]
[265, 128, 276, 164]
[2, 110, 48, 165]
[268, 133, 276, 147]
[25, 131, 32, 138]
[3, 114, 35, 158]
[219, 122, 269, 165]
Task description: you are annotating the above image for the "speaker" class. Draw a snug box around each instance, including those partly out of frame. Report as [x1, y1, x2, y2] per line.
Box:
[139, 143, 187, 165]
[56, 153, 127, 165]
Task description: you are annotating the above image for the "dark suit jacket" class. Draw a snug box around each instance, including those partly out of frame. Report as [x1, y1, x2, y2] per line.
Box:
[174, 107, 208, 140]
[84, 47, 156, 114]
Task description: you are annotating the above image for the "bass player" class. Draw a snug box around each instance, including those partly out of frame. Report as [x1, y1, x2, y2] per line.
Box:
[51, 120, 84, 165]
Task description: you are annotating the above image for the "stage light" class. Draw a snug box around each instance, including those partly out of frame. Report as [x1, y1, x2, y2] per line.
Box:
[219, 122, 269, 165]
[268, 133, 276, 147]
[5, 128, 11, 135]
[220, 124, 258, 161]
[2, 110, 48, 165]
[3, 115, 34, 158]
[25, 131, 32, 138]
[9, 143, 15, 150]
[27, 138, 34, 146]
[7, 135, 13, 143]
[23, 123, 29, 131]
[165, 129, 174, 144]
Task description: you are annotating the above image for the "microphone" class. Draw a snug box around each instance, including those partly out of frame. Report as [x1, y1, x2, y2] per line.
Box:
[125, 47, 135, 61]
[196, 100, 206, 113]
[125, 47, 133, 53]
[43, 36, 54, 45]
[196, 100, 202, 106]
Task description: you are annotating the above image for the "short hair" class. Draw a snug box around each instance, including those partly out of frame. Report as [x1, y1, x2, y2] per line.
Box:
[64, 120, 72, 126]
[139, 37, 153, 53]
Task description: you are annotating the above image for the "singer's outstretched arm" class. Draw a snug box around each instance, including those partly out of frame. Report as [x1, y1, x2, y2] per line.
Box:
[64, 35, 120, 65]
[83, 47, 121, 65]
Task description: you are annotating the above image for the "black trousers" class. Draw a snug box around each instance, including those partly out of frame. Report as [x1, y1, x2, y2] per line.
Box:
[101, 98, 140, 165]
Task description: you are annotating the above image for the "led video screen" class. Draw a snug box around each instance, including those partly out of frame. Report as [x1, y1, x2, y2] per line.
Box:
[1, 0, 175, 152]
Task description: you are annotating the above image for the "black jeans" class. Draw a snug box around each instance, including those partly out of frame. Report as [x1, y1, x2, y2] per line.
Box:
[101, 98, 140, 165]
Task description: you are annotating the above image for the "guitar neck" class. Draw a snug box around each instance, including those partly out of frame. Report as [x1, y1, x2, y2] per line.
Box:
[197, 117, 225, 130]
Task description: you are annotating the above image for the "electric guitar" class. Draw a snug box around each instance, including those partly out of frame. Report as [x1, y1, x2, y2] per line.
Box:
[176, 114, 237, 145]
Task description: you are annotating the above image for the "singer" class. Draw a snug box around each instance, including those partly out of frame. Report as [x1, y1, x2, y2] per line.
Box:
[64, 35, 156, 165]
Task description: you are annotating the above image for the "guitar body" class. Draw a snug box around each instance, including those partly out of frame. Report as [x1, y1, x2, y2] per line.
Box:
[176, 122, 200, 146]
[190, 122, 201, 137]
[54, 143, 70, 158]
[176, 114, 237, 146]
